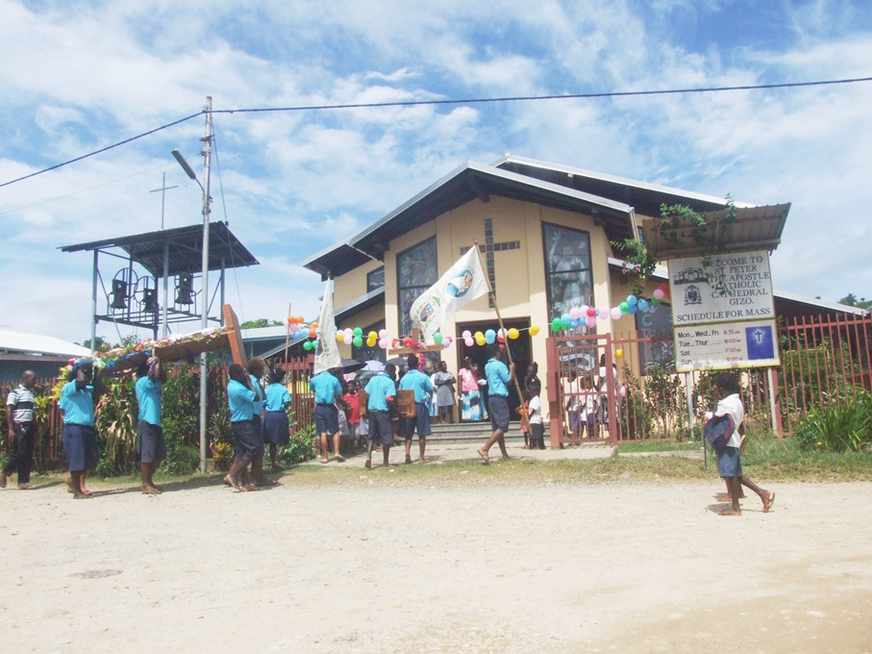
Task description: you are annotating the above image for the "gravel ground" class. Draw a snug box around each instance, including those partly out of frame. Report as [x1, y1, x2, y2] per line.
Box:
[2, 477, 870, 653]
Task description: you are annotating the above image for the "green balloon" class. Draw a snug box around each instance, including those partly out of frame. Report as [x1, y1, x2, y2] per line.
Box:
[551, 318, 562, 332]
[352, 335, 363, 348]
[353, 326, 363, 337]
[434, 333, 444, 345]
[619, 302, 630, 314]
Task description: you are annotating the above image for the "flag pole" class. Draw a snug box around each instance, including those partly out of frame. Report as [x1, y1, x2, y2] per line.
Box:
[283, 302, 292, 370]
[473, 242, 528, 424]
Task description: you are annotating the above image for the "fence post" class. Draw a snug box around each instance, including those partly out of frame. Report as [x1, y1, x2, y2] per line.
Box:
[684, 372, 695, 440]
[545, 336, 562, 448]
[767, 367, 783, 438]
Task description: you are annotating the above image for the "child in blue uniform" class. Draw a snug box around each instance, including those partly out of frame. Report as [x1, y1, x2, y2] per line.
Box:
[478, 345, 512, 464]
[246, 357, 273, 486]
[310, 368, 345, 464]
[399, 354, 434, 464]
[364, 369, 396, 469]
[135, 357, 166, 495]
[263, 366, 291, 471]
[226, 363, 258, 491]
[58, 360, 104, 498]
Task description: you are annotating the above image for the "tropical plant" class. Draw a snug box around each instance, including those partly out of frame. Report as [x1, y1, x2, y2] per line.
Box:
[160, 364, 200, 475]
[794, 388, 872, 453]
[280, 423, 316, 465]
[94, 375, 138, 476]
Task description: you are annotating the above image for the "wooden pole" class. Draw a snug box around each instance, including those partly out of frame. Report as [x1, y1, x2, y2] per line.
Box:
[283, 302, 292, 370]
[474, 242, 527, 420]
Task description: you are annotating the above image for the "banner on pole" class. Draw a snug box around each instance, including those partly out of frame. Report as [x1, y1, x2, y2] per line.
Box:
[314, 279, 341, 374]
[409, 246, 488, 342]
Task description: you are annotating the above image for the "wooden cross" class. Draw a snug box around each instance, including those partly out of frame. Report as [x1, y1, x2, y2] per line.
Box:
[461, 217, 520, 308]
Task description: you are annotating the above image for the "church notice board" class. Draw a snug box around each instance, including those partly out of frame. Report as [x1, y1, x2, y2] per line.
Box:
[668, 250, 779, 372]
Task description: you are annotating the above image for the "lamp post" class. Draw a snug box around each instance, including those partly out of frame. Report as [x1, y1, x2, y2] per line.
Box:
[171, 96, 213, 474]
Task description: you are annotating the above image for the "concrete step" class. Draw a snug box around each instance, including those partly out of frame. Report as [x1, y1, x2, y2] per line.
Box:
[427, 420, 539, 443]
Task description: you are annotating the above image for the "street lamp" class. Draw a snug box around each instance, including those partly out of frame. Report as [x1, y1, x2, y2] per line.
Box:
[171, 99, 213, 474]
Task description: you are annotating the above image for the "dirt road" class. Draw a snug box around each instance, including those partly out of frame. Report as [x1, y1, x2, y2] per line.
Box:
[2, 477, 870, 653]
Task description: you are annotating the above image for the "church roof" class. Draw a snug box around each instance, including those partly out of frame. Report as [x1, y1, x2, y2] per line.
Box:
[495, 154, 755, 217]
[303, 161, 636, 278]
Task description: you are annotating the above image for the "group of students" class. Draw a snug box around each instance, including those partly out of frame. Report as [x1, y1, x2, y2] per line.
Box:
[308, 344, 520, 468]
[224, 358, 291, 492]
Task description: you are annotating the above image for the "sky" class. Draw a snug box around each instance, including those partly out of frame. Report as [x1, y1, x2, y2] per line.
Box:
[1, 0, 871, 344]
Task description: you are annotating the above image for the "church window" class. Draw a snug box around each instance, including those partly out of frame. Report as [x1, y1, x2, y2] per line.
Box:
[542, 222, 593, 318]
[397, 237, 437, 336]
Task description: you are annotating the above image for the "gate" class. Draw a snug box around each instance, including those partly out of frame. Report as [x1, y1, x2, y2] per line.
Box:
[545, 333, 618, 446]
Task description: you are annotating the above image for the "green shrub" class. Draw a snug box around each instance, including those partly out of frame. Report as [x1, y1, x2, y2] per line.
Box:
[794, 389, 872, 453]
[160, 365, 200, 475]
[280, 423, 316, 465]
[94, 376, 138, 476]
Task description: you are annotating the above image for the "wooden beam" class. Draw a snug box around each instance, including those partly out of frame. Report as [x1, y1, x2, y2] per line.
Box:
[223, 304, 248, 367]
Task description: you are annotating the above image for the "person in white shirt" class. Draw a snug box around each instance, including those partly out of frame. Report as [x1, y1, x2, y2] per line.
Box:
[712, 372, 775, 516]
[527, 381, 545, 449]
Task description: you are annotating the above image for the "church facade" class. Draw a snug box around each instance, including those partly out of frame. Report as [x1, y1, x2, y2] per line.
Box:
[302, 155, 797, 411]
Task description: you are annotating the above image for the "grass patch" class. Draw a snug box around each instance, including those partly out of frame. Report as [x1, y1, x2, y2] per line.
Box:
[617, 440, 700, 453]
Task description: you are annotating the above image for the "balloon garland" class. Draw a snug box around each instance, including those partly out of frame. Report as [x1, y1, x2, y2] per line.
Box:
[549, 284, 670, 334]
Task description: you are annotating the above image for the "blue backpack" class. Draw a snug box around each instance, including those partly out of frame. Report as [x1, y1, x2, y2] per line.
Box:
[703, 414, 735, 455]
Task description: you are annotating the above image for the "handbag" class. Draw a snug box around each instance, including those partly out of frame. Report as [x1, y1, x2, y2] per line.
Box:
[703, 414, 734, 455]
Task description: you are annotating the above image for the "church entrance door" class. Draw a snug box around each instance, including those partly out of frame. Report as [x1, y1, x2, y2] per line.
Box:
[455, 318, 531, 422]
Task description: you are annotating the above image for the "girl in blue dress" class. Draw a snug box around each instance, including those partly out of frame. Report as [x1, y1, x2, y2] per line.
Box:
[263, 366, 291, 471]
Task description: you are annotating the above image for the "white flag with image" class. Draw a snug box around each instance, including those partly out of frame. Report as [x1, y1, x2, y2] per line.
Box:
[409, 246, 489, 341]
[314, 279, 342, 374]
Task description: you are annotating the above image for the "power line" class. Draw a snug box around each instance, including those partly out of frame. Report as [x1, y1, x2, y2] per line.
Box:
[0, 110, 203, 190]
[211, 75, 872, 114]
[2, 75, 871, 190]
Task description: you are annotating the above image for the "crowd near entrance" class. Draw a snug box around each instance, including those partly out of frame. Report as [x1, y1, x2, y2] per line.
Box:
[456, 318, 531, 421]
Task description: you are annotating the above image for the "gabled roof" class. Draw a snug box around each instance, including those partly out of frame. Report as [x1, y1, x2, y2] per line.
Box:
[0, 330, 92, 358]
[303, 161, 636, 278]
[495, 154, 754, 216]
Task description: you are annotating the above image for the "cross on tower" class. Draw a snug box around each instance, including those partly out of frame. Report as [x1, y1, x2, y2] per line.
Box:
[461, 217, 520, 307]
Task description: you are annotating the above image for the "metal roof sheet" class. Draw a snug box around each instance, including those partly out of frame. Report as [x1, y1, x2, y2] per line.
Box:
[60, 222, 259, 277]
[335, 287, 385, 322]
[0, 330, 92, 357]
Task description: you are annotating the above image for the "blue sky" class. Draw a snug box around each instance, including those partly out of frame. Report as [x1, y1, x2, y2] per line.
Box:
[1, 0, 871, 342]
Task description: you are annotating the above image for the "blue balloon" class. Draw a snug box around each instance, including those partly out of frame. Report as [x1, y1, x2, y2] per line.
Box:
[628, 302, 638, 314]
[485, 329, 496, 344]
[627, 294, 638, 307]
[638, 299, 650, 313]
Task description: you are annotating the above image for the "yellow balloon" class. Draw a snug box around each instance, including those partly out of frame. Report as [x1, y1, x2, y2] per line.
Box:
[507, 327, 520, 340]
[336, 332, 345, 343]
[475, 335, 486, 346]
[529, 324, 540, 336]
[474, 331, 484, 341]
[367, 338, 377, 348]
[615, 347, 624, 358]
[368, 331, 378, 340]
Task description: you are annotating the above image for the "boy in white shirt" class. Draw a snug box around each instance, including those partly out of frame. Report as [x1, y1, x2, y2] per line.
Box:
[527, 381, 545, 449]
[712, 373, 775, 516]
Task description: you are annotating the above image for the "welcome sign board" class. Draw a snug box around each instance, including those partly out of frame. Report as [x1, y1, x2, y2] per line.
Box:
[668, 250, 775, 326]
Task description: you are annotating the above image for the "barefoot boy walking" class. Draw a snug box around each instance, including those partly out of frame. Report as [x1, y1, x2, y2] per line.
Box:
[710, 373, 775, 516]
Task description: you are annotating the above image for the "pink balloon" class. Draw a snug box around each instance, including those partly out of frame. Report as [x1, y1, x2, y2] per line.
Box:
[378, 338, 388, 349]
[464, 337, 474, 347]
[653, 288, 666, 300]
[443, 335, 453, 345]
[585, 315, 597, 328]
[586, 307, 597, 318]
[598, 308, 609, 320]
[462, 330, 472, 339]
[378, 329, 388, 339]
[569, 307, 582, 320]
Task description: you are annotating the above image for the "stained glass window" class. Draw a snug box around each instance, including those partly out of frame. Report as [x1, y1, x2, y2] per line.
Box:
[542, 223, 593, 318]
[397, 237, 437, 336]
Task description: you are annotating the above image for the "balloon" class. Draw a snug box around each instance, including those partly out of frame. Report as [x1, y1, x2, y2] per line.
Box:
[551, 318, 562, 332]
[598, 308, 609, 320]
[507, 327, 520, 340]
[619, 302, 630, 314]
[474, 331, 484, 341]
[610, 307, 623, 321]
[619, 385, 627, 398]
[336, 332, 344, 343]
[343, 328, 353, 342]
[485, 329, 496, 344]
[653, 286, 667, 300]
[304, 341, 314, 352]
[464, 337, 474, 347]
[462, 330, 472, 339]
[351, 326, 362, 337]
[475, 335, 486, 347]
[308, 328, 317, 339]
[367, 336, 377, 348]
[569, 306, 582, 320]
[579, 305, 589, 317]
[585, 316, 597, 328]
[352, 336, 363, 348]
[529, 325, 540, 336]
[615, 347, 624, 358]
[628, 302, 638, 314]
[378, 338, 388, 349]
[368, 331, 378, 340]
[434, 333, 444, 345]
[379, 329, 388, 339]
[638, 299, 650, 313]
[403, 337, 414, 348]
[561, 313, 571, 324]
[626, 294, 638, 307]
[586, 307, 597, 318]
[443, 336, 453, 346]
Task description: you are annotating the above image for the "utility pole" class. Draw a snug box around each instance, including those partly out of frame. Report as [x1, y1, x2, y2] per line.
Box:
[198, 96, 213, 474]
[149, 172, 179, 230]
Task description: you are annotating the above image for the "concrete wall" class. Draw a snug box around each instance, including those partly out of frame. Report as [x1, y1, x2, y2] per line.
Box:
[333, 258, 384, 309]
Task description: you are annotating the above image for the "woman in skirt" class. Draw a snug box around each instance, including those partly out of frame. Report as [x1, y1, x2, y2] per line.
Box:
[263, 366, 291, 472]
[458, 357, 484, 422]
